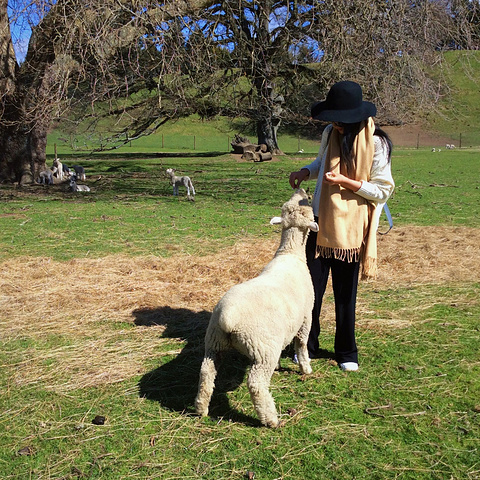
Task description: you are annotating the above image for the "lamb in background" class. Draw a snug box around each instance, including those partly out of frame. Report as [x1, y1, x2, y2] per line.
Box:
[69, 174, 90, 192]
[52, 158, 63, 180]
[195, 189, 318, 427]
[165, 168, 195, 199]
[72, 165, 86, 181]
[36, 168, 54, 185]
[62, 164, 72, 177]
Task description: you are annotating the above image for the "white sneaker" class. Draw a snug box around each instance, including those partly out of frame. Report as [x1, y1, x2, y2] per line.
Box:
[339, 362, 358, 372]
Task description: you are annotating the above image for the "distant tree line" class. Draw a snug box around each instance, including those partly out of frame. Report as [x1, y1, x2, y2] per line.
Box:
[1, 0, 479, 184]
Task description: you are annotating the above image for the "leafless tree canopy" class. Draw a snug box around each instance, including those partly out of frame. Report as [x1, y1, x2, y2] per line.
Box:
[1, 0, 479, 183]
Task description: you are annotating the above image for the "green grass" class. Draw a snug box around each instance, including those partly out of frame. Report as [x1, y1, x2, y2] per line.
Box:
[1, 147, 478, 261]
[2, 51, 480, 477]
[0, 147, 479, 479]
[388, 148, 480, 226]
[1, 283, 478, 479]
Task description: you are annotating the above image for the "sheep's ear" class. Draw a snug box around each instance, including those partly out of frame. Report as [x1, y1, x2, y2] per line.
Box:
[270, 216, 282, 225]
[309, 222, 319, 232]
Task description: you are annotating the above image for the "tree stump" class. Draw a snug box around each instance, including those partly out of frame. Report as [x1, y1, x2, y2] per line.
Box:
[256, 151, 273, 162]
[231, 134, 273, 161]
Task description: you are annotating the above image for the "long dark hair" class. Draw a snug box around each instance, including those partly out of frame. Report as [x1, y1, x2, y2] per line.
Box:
[336, 122, 392, 175]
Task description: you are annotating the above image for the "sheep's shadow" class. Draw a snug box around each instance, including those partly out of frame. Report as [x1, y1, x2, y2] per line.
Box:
[135, 306, 258, 425]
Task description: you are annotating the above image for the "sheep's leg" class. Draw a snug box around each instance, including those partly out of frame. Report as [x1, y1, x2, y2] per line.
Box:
[294, 336, 312, 375]
[247, 361, 279, 427]
[294, 320, 313, 374]
[183, 179, 193, 197]
[195, 350, 219, 417]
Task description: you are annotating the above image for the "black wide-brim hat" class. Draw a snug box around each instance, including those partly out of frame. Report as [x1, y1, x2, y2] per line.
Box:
[311, 80, 377, 123]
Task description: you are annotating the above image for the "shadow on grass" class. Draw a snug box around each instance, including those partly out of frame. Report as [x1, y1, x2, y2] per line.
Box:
[47, 151, 228, 161]
[134, 305, 260, 426]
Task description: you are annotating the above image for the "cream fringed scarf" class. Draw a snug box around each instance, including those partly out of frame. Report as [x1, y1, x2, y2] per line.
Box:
[316, 117, 378, 279]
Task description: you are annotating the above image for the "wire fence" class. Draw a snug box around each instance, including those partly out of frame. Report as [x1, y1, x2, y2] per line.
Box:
[384, 129, 480, 150]
[49, 130, 480, 157]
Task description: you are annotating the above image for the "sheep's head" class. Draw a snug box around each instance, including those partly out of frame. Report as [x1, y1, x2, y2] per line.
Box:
[270, 189, 318, 232]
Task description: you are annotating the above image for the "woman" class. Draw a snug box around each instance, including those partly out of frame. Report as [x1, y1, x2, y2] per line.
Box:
[289, 81, 394, 371]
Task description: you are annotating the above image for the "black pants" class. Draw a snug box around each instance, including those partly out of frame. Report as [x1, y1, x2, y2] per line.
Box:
[306, 222, 360, 364]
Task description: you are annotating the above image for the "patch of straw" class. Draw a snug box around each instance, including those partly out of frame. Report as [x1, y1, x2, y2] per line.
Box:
[0, 226, 478, 392]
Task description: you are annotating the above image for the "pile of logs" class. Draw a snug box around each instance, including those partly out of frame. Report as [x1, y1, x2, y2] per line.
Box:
[230, 135, 273, 162]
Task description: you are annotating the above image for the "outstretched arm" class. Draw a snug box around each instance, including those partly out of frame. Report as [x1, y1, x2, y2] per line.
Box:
[289, 168, 310, 189]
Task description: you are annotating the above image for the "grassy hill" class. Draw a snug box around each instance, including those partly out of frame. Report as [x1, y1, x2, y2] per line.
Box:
[47, 51, 480, 157]
[428, 50, 480, 146]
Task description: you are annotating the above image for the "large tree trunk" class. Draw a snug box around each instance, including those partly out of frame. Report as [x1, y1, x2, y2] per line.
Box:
[257, 115, 283, 155]
[256, 85, 284, 155]
[0, 98, 49, 185]
[0, 1, 54, 184]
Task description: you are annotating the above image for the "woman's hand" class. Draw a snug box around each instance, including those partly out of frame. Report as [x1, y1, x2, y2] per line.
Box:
[324, 171, 362, 192]
[289, 169, 309, 189]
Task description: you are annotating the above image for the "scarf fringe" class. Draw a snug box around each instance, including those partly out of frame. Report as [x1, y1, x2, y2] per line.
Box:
[316, 245, 361, 263]
[315, 248, 378, 280]
[361, 256, 377, 280]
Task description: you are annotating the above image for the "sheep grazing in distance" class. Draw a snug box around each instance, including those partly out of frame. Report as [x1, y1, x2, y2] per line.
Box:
[165, 168, 195, 199]
[446, 143, 456, 149]
[195, 189, 318, 428]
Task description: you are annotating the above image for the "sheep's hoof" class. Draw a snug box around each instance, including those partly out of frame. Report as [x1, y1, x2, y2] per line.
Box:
[194, 402, 209, 417]
[301, 365, 313, 375]
[264, 417, 282, 428]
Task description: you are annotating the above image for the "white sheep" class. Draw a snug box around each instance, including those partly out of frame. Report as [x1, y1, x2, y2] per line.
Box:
[195, 189, 318, 427]
[69, 175, 90, 192]
[165, 168, 195, 198]
[52, 158, 63, 180]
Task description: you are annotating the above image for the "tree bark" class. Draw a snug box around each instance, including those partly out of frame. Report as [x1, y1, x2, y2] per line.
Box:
[0, 2, 55, 184]
[257, 115, 283, 155]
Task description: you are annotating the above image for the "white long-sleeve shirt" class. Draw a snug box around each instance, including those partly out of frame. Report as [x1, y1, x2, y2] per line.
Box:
[303, 124, 395, 220]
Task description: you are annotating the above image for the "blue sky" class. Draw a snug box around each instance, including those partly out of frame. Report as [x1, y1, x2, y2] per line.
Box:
[7, 0, 32, 64]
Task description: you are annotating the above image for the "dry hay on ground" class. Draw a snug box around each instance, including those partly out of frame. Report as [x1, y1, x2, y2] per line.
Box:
[376, 225, 480, 284]
[1, 226, 478, 392]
